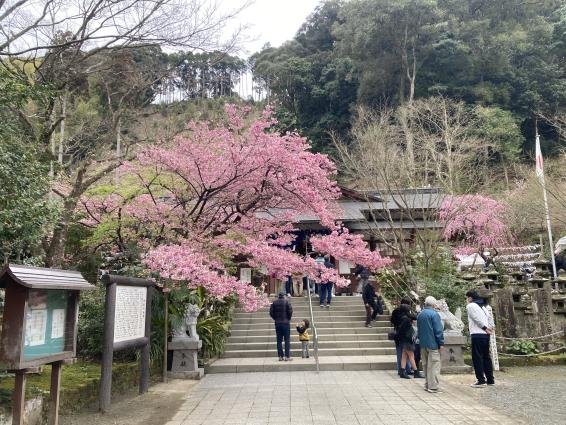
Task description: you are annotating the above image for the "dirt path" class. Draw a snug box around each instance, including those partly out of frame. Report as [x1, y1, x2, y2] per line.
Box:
[59, 379, 197, 425]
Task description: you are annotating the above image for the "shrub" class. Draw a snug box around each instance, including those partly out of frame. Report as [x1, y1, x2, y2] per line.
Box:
[410, 247, 468, 312]
[77, 287, 106, 360]
[505, 339, 539, 355]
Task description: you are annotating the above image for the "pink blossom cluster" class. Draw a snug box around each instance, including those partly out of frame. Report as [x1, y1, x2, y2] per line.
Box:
[82, 104, 390, 310]
[440, 195, 510, 254]
[310, 229, 393, 270]
[145, 242, 269, 312]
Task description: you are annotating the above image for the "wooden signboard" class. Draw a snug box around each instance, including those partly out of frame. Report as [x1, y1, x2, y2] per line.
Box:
[99, 273, 154, 413]
[0, 265, 94, 425]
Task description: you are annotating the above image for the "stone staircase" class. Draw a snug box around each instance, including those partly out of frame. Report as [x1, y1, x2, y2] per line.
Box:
[206, 295, 397, 373]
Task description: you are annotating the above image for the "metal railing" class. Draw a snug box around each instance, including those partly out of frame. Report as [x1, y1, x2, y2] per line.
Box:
[305, 277, 320, 373]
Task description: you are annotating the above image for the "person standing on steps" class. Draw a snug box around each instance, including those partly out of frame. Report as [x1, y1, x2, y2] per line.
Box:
[270, 290, 293, 361]
[296, 319, 310, 358]
[362, 278, 379, 327]
[292, 272, 304, 297]
[465, 290, 495, 388]
[319, 254, 335, 309]
[417, 296, 445, 393]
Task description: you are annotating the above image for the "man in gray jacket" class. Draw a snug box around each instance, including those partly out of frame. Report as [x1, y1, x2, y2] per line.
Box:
[466, 290, 495, 387]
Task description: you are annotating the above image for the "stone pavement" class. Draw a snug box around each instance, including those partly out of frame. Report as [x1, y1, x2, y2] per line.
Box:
[165, 371, 520, 425]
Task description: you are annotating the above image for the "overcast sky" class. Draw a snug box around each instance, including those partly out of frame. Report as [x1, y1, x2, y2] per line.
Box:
[236, 0, 321, 55]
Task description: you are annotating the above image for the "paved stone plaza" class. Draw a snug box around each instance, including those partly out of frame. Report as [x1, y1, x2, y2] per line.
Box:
[165, 371, 520, 425]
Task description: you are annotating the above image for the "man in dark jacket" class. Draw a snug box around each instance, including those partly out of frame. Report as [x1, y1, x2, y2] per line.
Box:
[362, 280, 378, 327]
[269, 291, 293, 361]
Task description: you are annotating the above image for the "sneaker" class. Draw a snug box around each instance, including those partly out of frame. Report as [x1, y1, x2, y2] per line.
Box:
[414, 371, 425, 379]
[278, 357, 284, 361]
[306, 355, 310, 358]
[320, 304, 324, 308]
[365, 324, 373, 328]
[426, 388, 443, 394]
[326, 304, 330, 309]
[470, 382, 487, 388]
[487, 382, 495, 386]
[285, 357, 293, 361]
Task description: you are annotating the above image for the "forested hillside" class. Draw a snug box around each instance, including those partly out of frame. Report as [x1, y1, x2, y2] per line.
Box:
[1, 0, 566, 268]
[251, 0, 566, 155]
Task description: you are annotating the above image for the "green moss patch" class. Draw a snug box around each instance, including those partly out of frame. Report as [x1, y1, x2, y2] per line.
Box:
[0, 361, 142, 414]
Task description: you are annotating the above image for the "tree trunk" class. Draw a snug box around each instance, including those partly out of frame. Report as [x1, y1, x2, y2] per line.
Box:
[115, 116, 121, 185]
[58, 94, 66, 165]
[45, 196, 79, 268]
[44, 165, 87, 268]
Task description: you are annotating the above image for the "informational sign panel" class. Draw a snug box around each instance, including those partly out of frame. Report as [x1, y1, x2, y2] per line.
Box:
[113, 285, 147, 344]
[240, 268, 252, 283]
[338, 259, 355, 275]
[23, 290, 68, 360]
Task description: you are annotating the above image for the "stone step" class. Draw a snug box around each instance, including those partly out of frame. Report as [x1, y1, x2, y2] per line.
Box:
[206, 355, 398, 373]
[238, 297, 377, 309]
[225, 340, 393, 351]
[230, 321, 391, 331]
[221, 347, 396, 358]
[233, 310, 390, 318]
[230, 316, 390, 325]
[229, 327, 388, 336]
[227, 333, 391, 343]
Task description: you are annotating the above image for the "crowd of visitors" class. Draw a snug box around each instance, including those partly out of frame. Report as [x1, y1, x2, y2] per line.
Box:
[388, 290, 497, 393]
[269, 258, 498, 392]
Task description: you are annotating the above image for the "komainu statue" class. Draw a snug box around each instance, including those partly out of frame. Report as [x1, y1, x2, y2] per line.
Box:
[436, 299, 465, 336]
[172, 303, 201, 341]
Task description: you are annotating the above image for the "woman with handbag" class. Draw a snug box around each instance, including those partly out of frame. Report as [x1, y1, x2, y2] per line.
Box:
[390, 297, 412, 375]
[397, 304, 424, 379]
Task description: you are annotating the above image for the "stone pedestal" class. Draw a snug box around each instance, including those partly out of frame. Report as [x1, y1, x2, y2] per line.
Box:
[168, 339, 204, 379]
[440, 335, 471, 374]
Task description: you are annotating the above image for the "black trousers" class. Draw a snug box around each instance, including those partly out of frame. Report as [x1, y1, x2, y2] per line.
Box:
[471, 334, 494, 384]
[365, 300, 378, 325]
[275, 323, 291, 358]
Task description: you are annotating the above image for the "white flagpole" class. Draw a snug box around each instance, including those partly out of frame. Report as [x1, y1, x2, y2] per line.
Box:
[535, 122, 557, 280]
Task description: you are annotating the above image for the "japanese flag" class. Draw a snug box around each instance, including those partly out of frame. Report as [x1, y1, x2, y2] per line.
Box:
[535, 134, 544, 180]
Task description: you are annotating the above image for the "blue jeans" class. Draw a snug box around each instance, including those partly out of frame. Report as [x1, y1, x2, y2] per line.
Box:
[275, 323, 291, 358]
[396, 340, 413, 374]
[301, 341, 309, 358]
[319, 283, 333, 305]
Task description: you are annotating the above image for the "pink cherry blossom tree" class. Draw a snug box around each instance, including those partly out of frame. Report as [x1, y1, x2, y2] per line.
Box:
[82, 105, 390, 310]
[439, 194, 510, 256]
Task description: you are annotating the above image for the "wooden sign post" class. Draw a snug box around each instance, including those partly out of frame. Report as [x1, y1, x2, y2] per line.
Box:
[0, 265, 94, 425]
[99, 273, 154, 413]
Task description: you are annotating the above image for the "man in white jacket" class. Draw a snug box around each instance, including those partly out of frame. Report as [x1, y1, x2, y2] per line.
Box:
[465, 290, 495, 388]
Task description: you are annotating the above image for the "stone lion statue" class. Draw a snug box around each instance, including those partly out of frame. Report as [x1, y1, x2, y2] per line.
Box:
[172, 303, 201, 341]
[436, 299, 465, 336]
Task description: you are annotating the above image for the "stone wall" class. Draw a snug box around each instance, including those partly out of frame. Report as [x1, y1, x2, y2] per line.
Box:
[461, 258, 566, 340]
